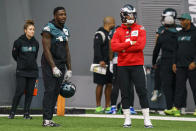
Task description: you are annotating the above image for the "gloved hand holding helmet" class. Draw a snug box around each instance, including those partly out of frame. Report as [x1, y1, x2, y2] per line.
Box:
[64, 70, 72, 81]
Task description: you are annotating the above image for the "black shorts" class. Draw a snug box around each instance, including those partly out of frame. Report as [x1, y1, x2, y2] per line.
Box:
[93, 67, 112, 85]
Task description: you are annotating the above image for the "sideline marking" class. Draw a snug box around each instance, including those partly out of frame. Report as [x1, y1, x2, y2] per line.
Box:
[0, 114, 196, 121]
[66, 114, 196, 122]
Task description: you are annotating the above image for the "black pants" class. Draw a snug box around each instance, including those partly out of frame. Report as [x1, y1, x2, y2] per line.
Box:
[118, 65, 148, 109]
[174, 67, 196, 108]
[111, 64, 134, 106]
[160, 65, 176, 109]
[10, 75, 36, 114]
[154, 64, 161, 90]
[160, 65, 187, 109]
[42, 61, 65, 120]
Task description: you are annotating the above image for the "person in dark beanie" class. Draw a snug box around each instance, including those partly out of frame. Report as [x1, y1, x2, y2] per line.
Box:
[9, 20, 39, 119]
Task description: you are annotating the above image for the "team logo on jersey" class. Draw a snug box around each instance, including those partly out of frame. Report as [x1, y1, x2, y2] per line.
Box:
[29, 47, 32, 51]
[63, 28, 69, 36]
[178, 36, 191, 41]
[22, 46, 36, 52]
[56, 36, 64, 42]
[161, 30, 165, 34]
[176, 27, 182, 31]
[43, 26, 50, 32]
[131, 30, 138, 36]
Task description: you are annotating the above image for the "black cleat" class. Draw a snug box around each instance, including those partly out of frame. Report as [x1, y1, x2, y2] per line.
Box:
[8, 112, 15, 119]
[24, 113, 32, 119]
[42, 120, 61, 127]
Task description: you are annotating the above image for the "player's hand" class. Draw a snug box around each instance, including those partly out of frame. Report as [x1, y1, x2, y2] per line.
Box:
[99, 61, 106, 68]
[172, 64, 177, 73]
[52, 67, 62, 77]
[125, 38, 136, 45]
[64, 70, 72, 81]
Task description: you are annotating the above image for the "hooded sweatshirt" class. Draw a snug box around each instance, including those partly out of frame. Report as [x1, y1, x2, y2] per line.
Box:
[174, 24, 196, 67]
[111, 23, 146, 66]
[12, 34, 39, 77]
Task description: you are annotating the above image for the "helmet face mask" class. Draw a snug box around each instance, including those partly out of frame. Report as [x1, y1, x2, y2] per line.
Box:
[60, 81, 76, 98]
[120, 4, 137, 24]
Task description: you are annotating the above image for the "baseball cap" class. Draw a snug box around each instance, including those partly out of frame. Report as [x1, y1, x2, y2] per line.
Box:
[178, 13, 191, 20]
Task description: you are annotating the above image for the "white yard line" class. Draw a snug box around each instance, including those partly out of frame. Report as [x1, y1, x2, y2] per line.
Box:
[1, 114, 196, 122]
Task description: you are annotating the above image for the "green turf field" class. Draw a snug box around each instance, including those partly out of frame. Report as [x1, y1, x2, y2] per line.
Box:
[0, 116, 196, 131]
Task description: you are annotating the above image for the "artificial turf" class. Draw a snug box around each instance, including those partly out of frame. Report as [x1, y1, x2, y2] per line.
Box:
[0, 116, 196, 131]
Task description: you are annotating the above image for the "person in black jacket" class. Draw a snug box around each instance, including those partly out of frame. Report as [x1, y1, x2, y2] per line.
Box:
[166, 13, 196, 116]
[8, 20, 39, 119]
[93, 16, 115, 113]
[152, 8, 180, 112]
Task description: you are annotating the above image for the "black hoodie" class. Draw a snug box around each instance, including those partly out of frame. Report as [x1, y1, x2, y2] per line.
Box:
[12, 34, 39, 77]
[93, 27, 110, 64]
[174, 24, 196, 67]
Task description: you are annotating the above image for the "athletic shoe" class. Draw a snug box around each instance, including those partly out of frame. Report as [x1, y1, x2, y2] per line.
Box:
[181, 108, 186, 115]
[106, 106, 117, 114]
[123, 124, 131, 128]
[193, 109, 196, 116]
[42, 120, 61, 127]
[117, 107, 123, 114]
[173, 109, 181, 117]
[8, 112, 15, 119]
[144, 119, 153, 128]
[24, 113, 32, 119]
[144, 125, 153, 128]
[151, 90, 162, 102]
[130, 107, 137, 114]
[158, 110, 166, 115]
[95, 106, 103, 113]
[164, 108, 173, 115]
[164, 107, 181, 116]
[104, 107, 111, 114]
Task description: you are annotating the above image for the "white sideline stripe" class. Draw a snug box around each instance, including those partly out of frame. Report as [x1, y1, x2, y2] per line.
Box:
[1, 114, 196, 122]
[66, 114, 196, 122]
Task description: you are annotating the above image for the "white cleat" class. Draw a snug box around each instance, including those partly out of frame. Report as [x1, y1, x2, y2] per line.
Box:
[181, 108, 186, 115]
[144, 119, 153, 128]
[123, 119, 131, 128]
[151, 90, 158, 101]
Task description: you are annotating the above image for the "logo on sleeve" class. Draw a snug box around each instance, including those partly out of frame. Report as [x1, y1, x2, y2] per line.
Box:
[43, 26, 50, 32]
[63, 28, 69, 36]
[131, 30, 138, 36]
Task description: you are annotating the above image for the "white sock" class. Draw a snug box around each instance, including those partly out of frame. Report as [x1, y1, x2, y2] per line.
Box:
[123, 109, 131, 125]
[142, 108, 152, 126]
